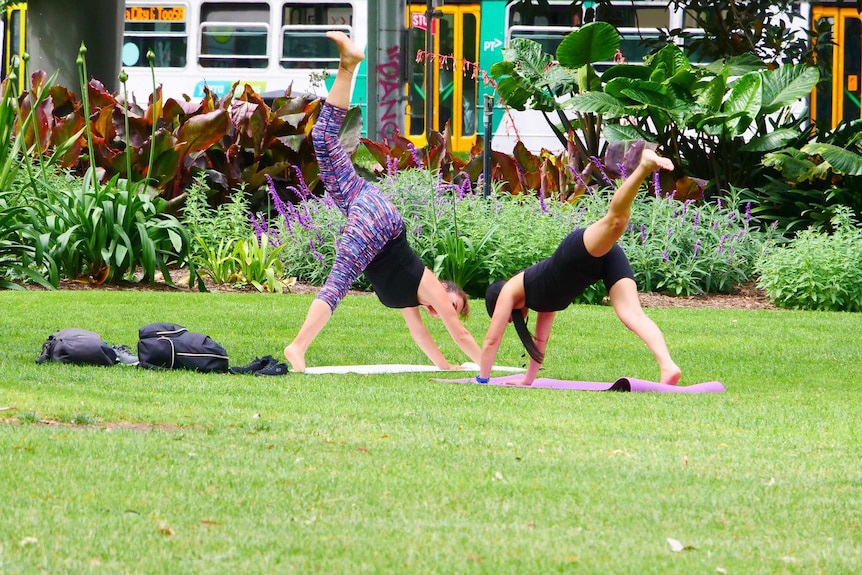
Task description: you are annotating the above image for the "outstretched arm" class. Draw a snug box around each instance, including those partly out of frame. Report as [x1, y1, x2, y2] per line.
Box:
[478, 275, 527, 380]
[415, 270, 483, 365]
[401, 307, 459, 369]
[517, 311, 555, 386]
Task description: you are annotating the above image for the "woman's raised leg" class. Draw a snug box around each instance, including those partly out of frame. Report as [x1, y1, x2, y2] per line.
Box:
[583, 148, 673, 258]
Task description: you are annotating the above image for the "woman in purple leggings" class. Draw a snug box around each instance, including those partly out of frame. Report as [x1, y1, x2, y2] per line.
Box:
[284, 31, 482, 372]
[478, 148, 682, 387]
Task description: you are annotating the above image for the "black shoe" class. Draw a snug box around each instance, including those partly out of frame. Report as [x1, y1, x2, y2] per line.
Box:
[254, 361, 289, 376]
[111, 344, 139, 366]
[230, 355, 275, 374]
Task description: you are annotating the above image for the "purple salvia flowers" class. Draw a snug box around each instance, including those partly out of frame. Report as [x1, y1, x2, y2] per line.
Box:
[251, 212, 268, 239]
[407, 142, 422, 168]
[293, 165, 311, 198]
[567, 165, 588, 190]
[590, 156, 615, 189]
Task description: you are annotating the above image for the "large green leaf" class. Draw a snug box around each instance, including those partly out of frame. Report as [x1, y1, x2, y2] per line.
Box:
[504, 38, 553, 81]
[646, 44, 690, 80]
[760, 64, 820, 115]
[704, 53, 767, 77]
[740, 128, 801, 152]
[695, 74, 727, 112]
[723, 73, 762, 137]
[564, 92, 629, 117]
[801, 143, 862, 176]
[601, 64, 652, 83]
[556, 22, 619, 69]
[602, 123, 646, 142]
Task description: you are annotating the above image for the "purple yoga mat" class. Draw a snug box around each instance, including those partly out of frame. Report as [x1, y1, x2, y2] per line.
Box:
[436, 374, 725, 393]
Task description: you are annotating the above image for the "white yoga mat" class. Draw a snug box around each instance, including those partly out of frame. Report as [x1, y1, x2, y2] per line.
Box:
[304, 362, 524, 375]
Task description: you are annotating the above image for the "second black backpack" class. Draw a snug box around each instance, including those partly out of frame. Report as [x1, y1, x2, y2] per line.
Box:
[137, 323, 229, 373]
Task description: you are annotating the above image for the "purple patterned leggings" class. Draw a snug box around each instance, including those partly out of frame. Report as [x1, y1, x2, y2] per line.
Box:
[313, 103, 404, 312]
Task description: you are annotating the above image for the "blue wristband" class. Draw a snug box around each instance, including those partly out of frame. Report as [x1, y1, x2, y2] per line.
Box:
[476, 375, 490, 384]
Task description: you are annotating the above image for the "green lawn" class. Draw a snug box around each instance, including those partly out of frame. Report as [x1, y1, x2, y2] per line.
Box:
[1, 290, 861, 574]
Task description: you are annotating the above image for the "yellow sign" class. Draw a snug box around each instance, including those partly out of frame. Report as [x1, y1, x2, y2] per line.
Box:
[125, 6, 186, 22]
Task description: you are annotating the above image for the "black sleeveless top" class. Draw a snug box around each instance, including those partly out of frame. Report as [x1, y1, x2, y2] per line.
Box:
[523, 228, 634, 312]
[364, 229, 425, 308]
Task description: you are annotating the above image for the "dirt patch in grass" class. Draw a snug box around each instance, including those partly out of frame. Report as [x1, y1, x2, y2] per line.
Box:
[2, 415, 198, 433]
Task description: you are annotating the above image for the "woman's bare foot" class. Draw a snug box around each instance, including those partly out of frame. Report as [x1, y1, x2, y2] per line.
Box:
[640, 148, 674, 173]
[326, 31, 364, 71]
[284, 344, 306, 373]
[660, 364, 682, 386]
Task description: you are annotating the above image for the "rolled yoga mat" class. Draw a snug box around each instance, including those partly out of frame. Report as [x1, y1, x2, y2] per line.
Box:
[435, 374, 725, 393]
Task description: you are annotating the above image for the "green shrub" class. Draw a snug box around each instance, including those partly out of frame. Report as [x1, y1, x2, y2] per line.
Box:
[22, 170, 196, 285]
[183, 173, 252, 253]
[257, 164, 770, 301]
[756, 207, 862, 311]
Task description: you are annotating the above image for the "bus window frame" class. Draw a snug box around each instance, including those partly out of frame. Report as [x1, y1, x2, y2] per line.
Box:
[280, 24, 351, 69]
[199, 21, 271, 67]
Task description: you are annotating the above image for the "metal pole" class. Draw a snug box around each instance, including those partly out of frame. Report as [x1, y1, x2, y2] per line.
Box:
[424, 0, 434, 141]
[483, 94, 493, 198]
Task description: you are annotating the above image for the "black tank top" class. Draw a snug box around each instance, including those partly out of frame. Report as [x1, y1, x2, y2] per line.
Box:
[524, 228, 634, 312]
[364, 229, 425, 308]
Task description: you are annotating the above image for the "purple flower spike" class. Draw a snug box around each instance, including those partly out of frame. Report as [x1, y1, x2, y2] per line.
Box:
[407, 143, 422, 168]
[590, 156, 615, 189]
[293, 165, 311, 197]
[567, 165, 588, 190]
[251, 212, 268, 239]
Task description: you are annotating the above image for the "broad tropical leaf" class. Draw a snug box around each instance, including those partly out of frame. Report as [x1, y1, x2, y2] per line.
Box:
[740, 128, 801, 152]
[556, 22, 619, 69]
[760, 64, 820, 115]
[564, 92, 629, 117]
[801, 143, 862, 175]
[723, 73, 762, 136]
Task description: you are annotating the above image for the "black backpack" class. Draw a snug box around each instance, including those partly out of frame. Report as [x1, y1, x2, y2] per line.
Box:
[137, 323, 229, 373]
[36, 328, 117, 366]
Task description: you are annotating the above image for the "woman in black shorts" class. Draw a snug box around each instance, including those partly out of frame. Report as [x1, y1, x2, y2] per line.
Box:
[478, 148, 681, 386]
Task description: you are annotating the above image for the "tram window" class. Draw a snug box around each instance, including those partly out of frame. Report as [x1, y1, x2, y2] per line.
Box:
[508, 27, 573, 56]
[596, 3, 668, 64]
[507, 0, 580, 55]
[280, 3, 352, 69]
[596, 4, 669, 29]
[508, 1, 578, 27]
[199, 2, 269, 68]
[123, 5, 188, 67]
[616, 29, 661, 64]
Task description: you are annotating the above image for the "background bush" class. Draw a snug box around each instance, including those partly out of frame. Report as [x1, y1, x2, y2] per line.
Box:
[756, 207, 862, 311]
[253, 165, 772, 302]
